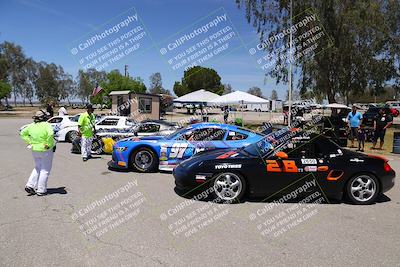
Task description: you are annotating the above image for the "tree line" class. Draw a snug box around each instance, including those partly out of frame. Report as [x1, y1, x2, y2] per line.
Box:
[237, 0, 400, 104]
[0, 41, 151, 107]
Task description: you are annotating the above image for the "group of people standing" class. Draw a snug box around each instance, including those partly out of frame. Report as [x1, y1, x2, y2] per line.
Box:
[347, 106, 393, 151]
[20, 104, 96, 196]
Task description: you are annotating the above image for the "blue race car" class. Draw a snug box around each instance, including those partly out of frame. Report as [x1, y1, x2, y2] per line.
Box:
[108, 123, 264, 172]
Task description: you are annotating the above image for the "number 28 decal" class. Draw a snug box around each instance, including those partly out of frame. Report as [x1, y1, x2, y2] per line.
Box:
[169, 143, 188, 158]
[266, 160, 299, 173]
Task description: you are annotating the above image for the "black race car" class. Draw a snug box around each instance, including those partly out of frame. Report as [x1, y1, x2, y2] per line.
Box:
[173, 131, 395, 205]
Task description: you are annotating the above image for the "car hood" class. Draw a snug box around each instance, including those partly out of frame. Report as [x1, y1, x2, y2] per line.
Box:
[115, 135, 166, 146]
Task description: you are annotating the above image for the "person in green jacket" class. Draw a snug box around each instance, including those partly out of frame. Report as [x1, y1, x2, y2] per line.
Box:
[78, 104, 96, 161]
[20, 110, 55, 196]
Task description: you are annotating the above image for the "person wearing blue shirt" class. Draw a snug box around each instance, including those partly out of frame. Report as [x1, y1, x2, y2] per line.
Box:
[347, 105, 363, 148]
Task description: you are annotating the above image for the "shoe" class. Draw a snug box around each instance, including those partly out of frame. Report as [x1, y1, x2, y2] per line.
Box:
[25, 186, 35, 195]
[87, 155, 92, 159]
[83, 157, 87, 162]
[360, 149, 364, 152]
[36, 192, 46, 196]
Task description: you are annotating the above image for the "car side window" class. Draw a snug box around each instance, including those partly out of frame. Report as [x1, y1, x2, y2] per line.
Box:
[226, 131, 248, 141]
[97, 119, 119, 126]
[138, 123, 160, 133]
[180, 128, 226, 141]
[283, 139, 316, 158]
[48, 117, 63, 123]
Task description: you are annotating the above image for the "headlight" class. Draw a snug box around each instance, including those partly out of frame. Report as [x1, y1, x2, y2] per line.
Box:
[115, 147, 128, 152]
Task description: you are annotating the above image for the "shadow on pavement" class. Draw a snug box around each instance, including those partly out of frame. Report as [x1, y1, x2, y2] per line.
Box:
[46, 187, 67, 195]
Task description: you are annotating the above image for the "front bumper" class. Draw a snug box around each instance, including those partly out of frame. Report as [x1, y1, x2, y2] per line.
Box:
[107, 159, 128, 170]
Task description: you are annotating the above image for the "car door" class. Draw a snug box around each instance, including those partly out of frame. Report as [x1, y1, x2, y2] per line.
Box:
[261, 137, 327, 198]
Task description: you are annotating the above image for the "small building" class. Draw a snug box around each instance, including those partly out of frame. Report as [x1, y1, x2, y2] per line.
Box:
[109, 90, 160, 120]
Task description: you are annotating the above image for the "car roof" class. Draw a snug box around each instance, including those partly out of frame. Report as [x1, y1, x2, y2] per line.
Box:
[100, 116, 127, 119]
[141, 119, 176, 126]
[188, 123, 257, 134]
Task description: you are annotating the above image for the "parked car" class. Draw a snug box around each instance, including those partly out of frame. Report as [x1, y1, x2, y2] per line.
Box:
[174, 131, 395, 205]
[108, 123, 265, 172]
[19, 115, 79, 134]
[363, 107, 397, 127]
[56, 116, 135, 142]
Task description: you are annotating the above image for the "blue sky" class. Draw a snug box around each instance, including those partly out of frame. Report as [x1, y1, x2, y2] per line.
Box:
[0, 0, 289, 99]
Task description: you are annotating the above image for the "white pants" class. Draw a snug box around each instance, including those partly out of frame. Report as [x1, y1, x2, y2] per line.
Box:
[26, 150, 54, 194]
[81, 137, 93, 158]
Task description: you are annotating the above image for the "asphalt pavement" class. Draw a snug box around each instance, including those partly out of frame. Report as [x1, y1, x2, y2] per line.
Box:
[0, 118, 399, 267]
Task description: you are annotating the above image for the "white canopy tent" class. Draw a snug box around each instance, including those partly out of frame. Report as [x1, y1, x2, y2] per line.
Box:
[208, 91, 269, 126]
[208, 90, 269, 104]
[323, 103, 350, 109]
[173, 89, 219, 103]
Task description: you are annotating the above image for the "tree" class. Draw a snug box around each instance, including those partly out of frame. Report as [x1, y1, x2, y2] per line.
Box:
[0, 41, 27, 106]
[173, 66, 224, 96]
[58, 70, 75, 106]
[223, 83, 233, 95]
[91, 70, 147, 105]
[35, 62, 60, 104]
[76, 68, 107, 104]
[0, 80, 11, 105]
[237, 0, 400, 103]
[149, 72, 164, 94]
[77, 70, 92, 104]
[285, 89, 301, 101]
[21, 58, 39, 106]
[247, 86, 263, 97]
[173, 81, 186, 97]
[270, 89, 278, 100]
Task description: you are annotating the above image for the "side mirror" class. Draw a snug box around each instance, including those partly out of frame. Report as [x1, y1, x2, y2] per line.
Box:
[275, 151, 288, 159]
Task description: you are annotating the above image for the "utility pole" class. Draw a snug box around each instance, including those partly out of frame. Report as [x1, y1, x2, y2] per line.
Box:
[124, 65, 129, 77]
[287, 0, 293, 127]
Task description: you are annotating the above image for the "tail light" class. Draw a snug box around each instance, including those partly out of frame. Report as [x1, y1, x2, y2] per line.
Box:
[384, 162, 392, 172]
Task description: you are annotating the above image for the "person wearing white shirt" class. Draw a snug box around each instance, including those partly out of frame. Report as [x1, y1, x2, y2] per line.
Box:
[58, 106, 68, 116]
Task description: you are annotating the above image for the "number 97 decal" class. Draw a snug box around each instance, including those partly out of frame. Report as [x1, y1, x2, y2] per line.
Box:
[169, 143, 188, 159]
[266, 160, 299, 173]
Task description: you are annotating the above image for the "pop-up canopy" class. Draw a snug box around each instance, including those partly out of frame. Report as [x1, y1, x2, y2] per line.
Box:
[208, 90, 269, 104]
[173, 89, 220, 103]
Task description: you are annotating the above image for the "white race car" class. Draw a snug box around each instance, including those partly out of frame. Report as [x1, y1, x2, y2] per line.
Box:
[19, 115, 80, 133]
[56, 115, 135, 142]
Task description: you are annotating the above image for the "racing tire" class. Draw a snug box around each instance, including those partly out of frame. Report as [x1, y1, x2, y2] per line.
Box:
[345, 173, 380, 205]
[211, 172, 246, 203]
[66, 130, 79, 143]
[130, 147, 158, 172]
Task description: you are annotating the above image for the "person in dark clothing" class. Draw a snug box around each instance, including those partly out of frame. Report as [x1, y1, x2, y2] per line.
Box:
[372, 108, 393, 150]
[357, 124, 366, 152]
[223, 106, 229, 124]
[46, 103, 54, 117]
